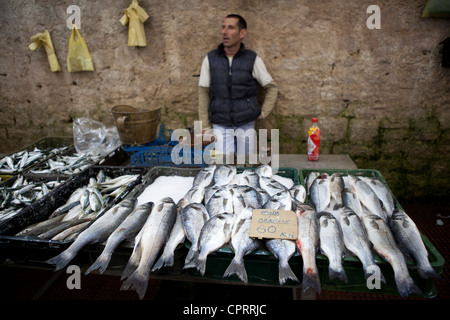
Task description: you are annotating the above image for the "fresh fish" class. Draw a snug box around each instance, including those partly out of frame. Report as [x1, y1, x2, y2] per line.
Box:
[318, 212, 348, 283]
[309, 174, 331, 213]
[180, 185, 205, 204]
[51, 221, 91, 241]
[121, 197, 178, 299]
[224, 217, 262, 284]
[152, 208, 186, 271]
[204, 185, 221, 205]
[295, 203, 321, 294]
[342, 187, 364, 218]
[257, 188, 271, 206]
[390, 209, 441, 280]
[329, 173, 345, 208]
[213, 165, 237, 186]
[305, 171, 320, 195]
[289, 184, 306, 203]
[265, 238, 299, 285]
[46, 197, 137, 271]
[263, 190, 292, 211]
[259, 176, 288, 196]
[348, 175, 387, 221]
[85, 201, 153, 275]
[339, 208, 385, 284]
[239, 169, 261, 189]
[362, 213, 423, 298]
[39, 217, 93, 240]
[181, 202, 210, 269]
[15, 214, 67, 237]
[231, 185, 263, 218]
[360, 176, 396, 218]
[195, 212, 236, 276]
[193, 165, 216, 188]
[255, 164, 272, 178]
[205, 185, 234, 217]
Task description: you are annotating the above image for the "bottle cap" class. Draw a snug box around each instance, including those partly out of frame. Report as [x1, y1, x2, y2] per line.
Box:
[312, 118, 318, 122]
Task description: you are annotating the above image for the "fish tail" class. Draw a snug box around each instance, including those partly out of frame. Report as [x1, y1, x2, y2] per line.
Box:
[196, 258, 207, 276]
[328, 265, 348, 283]
[120, 268, 149, 300]
[152, 252, 174, 272]
[418, 265, 442, 280]
[183, 247, 198, 269]
[223, 257, 248, 284]
[85, 253, 112, 275]
[46, 250, 76, 271]
[279, 261, 299, 286]
[302, 266, 321, 295]
[395, 274, 424, 299]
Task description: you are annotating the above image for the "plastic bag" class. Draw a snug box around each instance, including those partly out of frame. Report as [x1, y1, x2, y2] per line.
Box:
[73, 118, 122, 156]
[120, 0, 149, 47]
[29, 30, 61, 72]
[67, 25, 95, 72]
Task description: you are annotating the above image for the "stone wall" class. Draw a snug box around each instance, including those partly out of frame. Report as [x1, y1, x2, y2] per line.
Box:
[0, 0, 449, 201]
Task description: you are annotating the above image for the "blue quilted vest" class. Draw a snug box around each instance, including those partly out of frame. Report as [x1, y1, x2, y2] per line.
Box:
[208, 43, 260, 127]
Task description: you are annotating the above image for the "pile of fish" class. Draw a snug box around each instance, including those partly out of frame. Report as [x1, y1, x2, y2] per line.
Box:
[0, 146, 69, 174]
[29, 151, 103, 175]
[0, 175, 64, 222]
[16, 171, 140, 242]
[304, 171, 441, 298]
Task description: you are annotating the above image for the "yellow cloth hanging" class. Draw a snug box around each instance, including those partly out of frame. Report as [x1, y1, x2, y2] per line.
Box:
[120, 0, 149, 47]
[29, 30, 61, 72]
[67, 25, 95, 72]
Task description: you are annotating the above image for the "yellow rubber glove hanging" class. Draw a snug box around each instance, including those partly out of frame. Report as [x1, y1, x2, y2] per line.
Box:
[120, 0, 149, 47]
[29, 30, 61, 72]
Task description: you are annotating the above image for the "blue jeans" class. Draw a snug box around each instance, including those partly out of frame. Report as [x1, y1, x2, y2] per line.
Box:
[212, 121, 256, 156]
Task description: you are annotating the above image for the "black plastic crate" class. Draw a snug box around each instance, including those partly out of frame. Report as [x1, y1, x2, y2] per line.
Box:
[0, 166, 149, 265]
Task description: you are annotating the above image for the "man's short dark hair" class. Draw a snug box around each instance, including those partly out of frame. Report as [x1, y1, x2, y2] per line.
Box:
[226, 14, 247, 30]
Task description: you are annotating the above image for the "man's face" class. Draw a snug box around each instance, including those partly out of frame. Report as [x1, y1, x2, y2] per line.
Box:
[222, 17, 246, 48]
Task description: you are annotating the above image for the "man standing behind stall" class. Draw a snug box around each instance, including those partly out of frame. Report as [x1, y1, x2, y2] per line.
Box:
[198, 14, 278, 163]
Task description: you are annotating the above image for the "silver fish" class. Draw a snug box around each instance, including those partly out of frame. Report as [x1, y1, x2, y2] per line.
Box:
[51, 221, 91, 241]
[224, 217, 262, 284]
[255, 164, 273, 178]
[360, 176, 396, 218]
[348, 175, 387, 221]
[339, 208, 385, 284]
[318, 212, 348, 283]
[259, 176, 288, 196]
[152, 208, 186, 272]
[206, 185, 234, 217]
[295, 203, 321, 294]
[204, 185, 221, 205]
[195, 212, 236, 276]
[213, 165, 237, 186]
[362, 213, 423, 298]
[180, 185, 205, 204]
[193, 165, 216, 188]
[342, 187, 364, 218]
[85, 201, 153, 275]
[263, 190, 292, 211]
[390, 209, 441, 280]
[181, 202, 210, 269]
[289, 184, 306, 203]
[329, 173, 345, 208]
[121, 197, 178, 299]
[47, 197, 138, 271]
[239, 169, 261, 189]
[309, 175, 331, 213]
[305, 171, 320, 195]
[232, 185, 263, 218]
[265, 238, 299, 285]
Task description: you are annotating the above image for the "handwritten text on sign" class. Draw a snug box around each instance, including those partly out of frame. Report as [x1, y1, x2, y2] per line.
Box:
[249, 209, 298, 240]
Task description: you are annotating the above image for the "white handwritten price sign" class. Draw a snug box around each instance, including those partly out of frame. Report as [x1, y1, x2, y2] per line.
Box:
[249, 209, 298, 240]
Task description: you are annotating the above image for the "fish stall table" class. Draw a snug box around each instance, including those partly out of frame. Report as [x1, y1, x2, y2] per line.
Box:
[95, 153, 359, 300]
